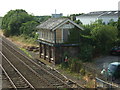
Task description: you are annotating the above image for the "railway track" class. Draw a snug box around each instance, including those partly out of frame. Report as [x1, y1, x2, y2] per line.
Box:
[1, 65, 17, 89]
[2, 37, 68, 83]
[34, 59, 83, 88]
[1, 36, 69, 84]
[1, 37, 72, 88]
[2, 46, 54, 88]
[2, 36, 84, 88]
[1, 69, 13, 89]
[0, 66, 14, 89]
[1, 52, 35, 89]
[2, 72, 13, 89]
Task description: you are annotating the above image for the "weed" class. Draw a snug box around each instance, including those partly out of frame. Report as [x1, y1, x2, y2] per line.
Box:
[20, 47, 32, 58]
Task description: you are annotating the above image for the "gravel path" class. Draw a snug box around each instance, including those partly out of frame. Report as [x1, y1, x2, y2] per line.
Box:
[91, 55, 120, 85]
[93, 55, 120, 70]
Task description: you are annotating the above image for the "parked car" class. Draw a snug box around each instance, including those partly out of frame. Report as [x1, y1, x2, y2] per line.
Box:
[101, 62, 120, 80]
[110, 46, 120, 55]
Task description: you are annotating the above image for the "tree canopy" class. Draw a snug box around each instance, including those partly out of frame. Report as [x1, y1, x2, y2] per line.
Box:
[79, 19, 118, 59]
[20, 21, 39, 37]
[1, 9, 34, 36]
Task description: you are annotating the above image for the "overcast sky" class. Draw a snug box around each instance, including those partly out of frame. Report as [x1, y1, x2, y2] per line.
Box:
[0, 0, 119, 16]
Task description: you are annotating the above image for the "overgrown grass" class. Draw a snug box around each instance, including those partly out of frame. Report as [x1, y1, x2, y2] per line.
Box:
[59, 58, 96, 88]
[20, 47, 32, 58]
[9, 35, 38, 46]
[57, 64, 83, 80]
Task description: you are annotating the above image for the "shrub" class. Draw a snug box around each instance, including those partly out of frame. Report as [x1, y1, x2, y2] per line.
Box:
[60, 58, 83, 73]
[91, 25, 118, 54]
[3, 29, 10, 37]
[80, 68, 86, 76]
[80, 44, 93, 62]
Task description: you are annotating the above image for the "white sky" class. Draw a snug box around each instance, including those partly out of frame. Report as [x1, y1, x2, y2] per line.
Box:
[0, 0, 120, 16]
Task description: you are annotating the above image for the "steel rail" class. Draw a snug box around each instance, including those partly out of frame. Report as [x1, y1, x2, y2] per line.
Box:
[2, 37, 70, 88]
[0, 64, 17, 89]
[2, 44, 53, 88]
[0, 51, 35, 89]
[2, 36, 84, 88]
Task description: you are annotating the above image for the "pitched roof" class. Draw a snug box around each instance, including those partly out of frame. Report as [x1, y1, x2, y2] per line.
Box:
[36, 18, 83, 31]
[76, 11, 119, 17]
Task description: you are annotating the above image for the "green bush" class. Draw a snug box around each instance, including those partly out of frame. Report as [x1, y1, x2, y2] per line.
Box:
[71, 60, 82, 73]
[91, 25, 118, 55]
[60, 62, 69, 69]
[61, 58, 83, 73]
[80, 68, 86, 76]
[80, 44, 93, 62]
[3, 29, 10, 37]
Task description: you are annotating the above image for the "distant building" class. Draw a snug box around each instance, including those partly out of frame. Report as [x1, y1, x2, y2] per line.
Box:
[76, 11, 119, 25]
[36, 18, 83, 64]
[52, 13, 63, 18]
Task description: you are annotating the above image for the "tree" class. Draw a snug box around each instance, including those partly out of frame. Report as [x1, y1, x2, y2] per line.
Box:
[74, 20, 82, 25]
[1, 9, 34, 36]
[70, 13, 84, 21]
[20, 21, 39, 37]
[35, 16, 51, 23]
[91, 25, 118, 54]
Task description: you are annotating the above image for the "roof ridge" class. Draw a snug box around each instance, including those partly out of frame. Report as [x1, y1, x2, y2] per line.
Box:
[36, 18, 69, 30]
[51, 18, 69, 30]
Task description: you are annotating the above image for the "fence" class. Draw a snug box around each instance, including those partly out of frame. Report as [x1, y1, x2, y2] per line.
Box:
[82, 63, 120, 89]
[95, 77, 120, 89]
[82, 63, 106, 80]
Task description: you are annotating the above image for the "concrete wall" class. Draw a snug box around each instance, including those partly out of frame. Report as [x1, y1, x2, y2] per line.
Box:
[98, 15, 118, 24]
[76, 16, 98, 25]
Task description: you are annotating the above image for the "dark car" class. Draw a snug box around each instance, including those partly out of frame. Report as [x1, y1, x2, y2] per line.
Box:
[110, 46, 120, 55]
[101, 62, 120, 80]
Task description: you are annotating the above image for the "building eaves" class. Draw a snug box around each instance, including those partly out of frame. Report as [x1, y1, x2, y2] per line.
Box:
[52, 19, 84, 31]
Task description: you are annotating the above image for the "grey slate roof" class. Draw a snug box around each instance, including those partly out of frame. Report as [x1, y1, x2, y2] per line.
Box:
[36, 18, 68, 30]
